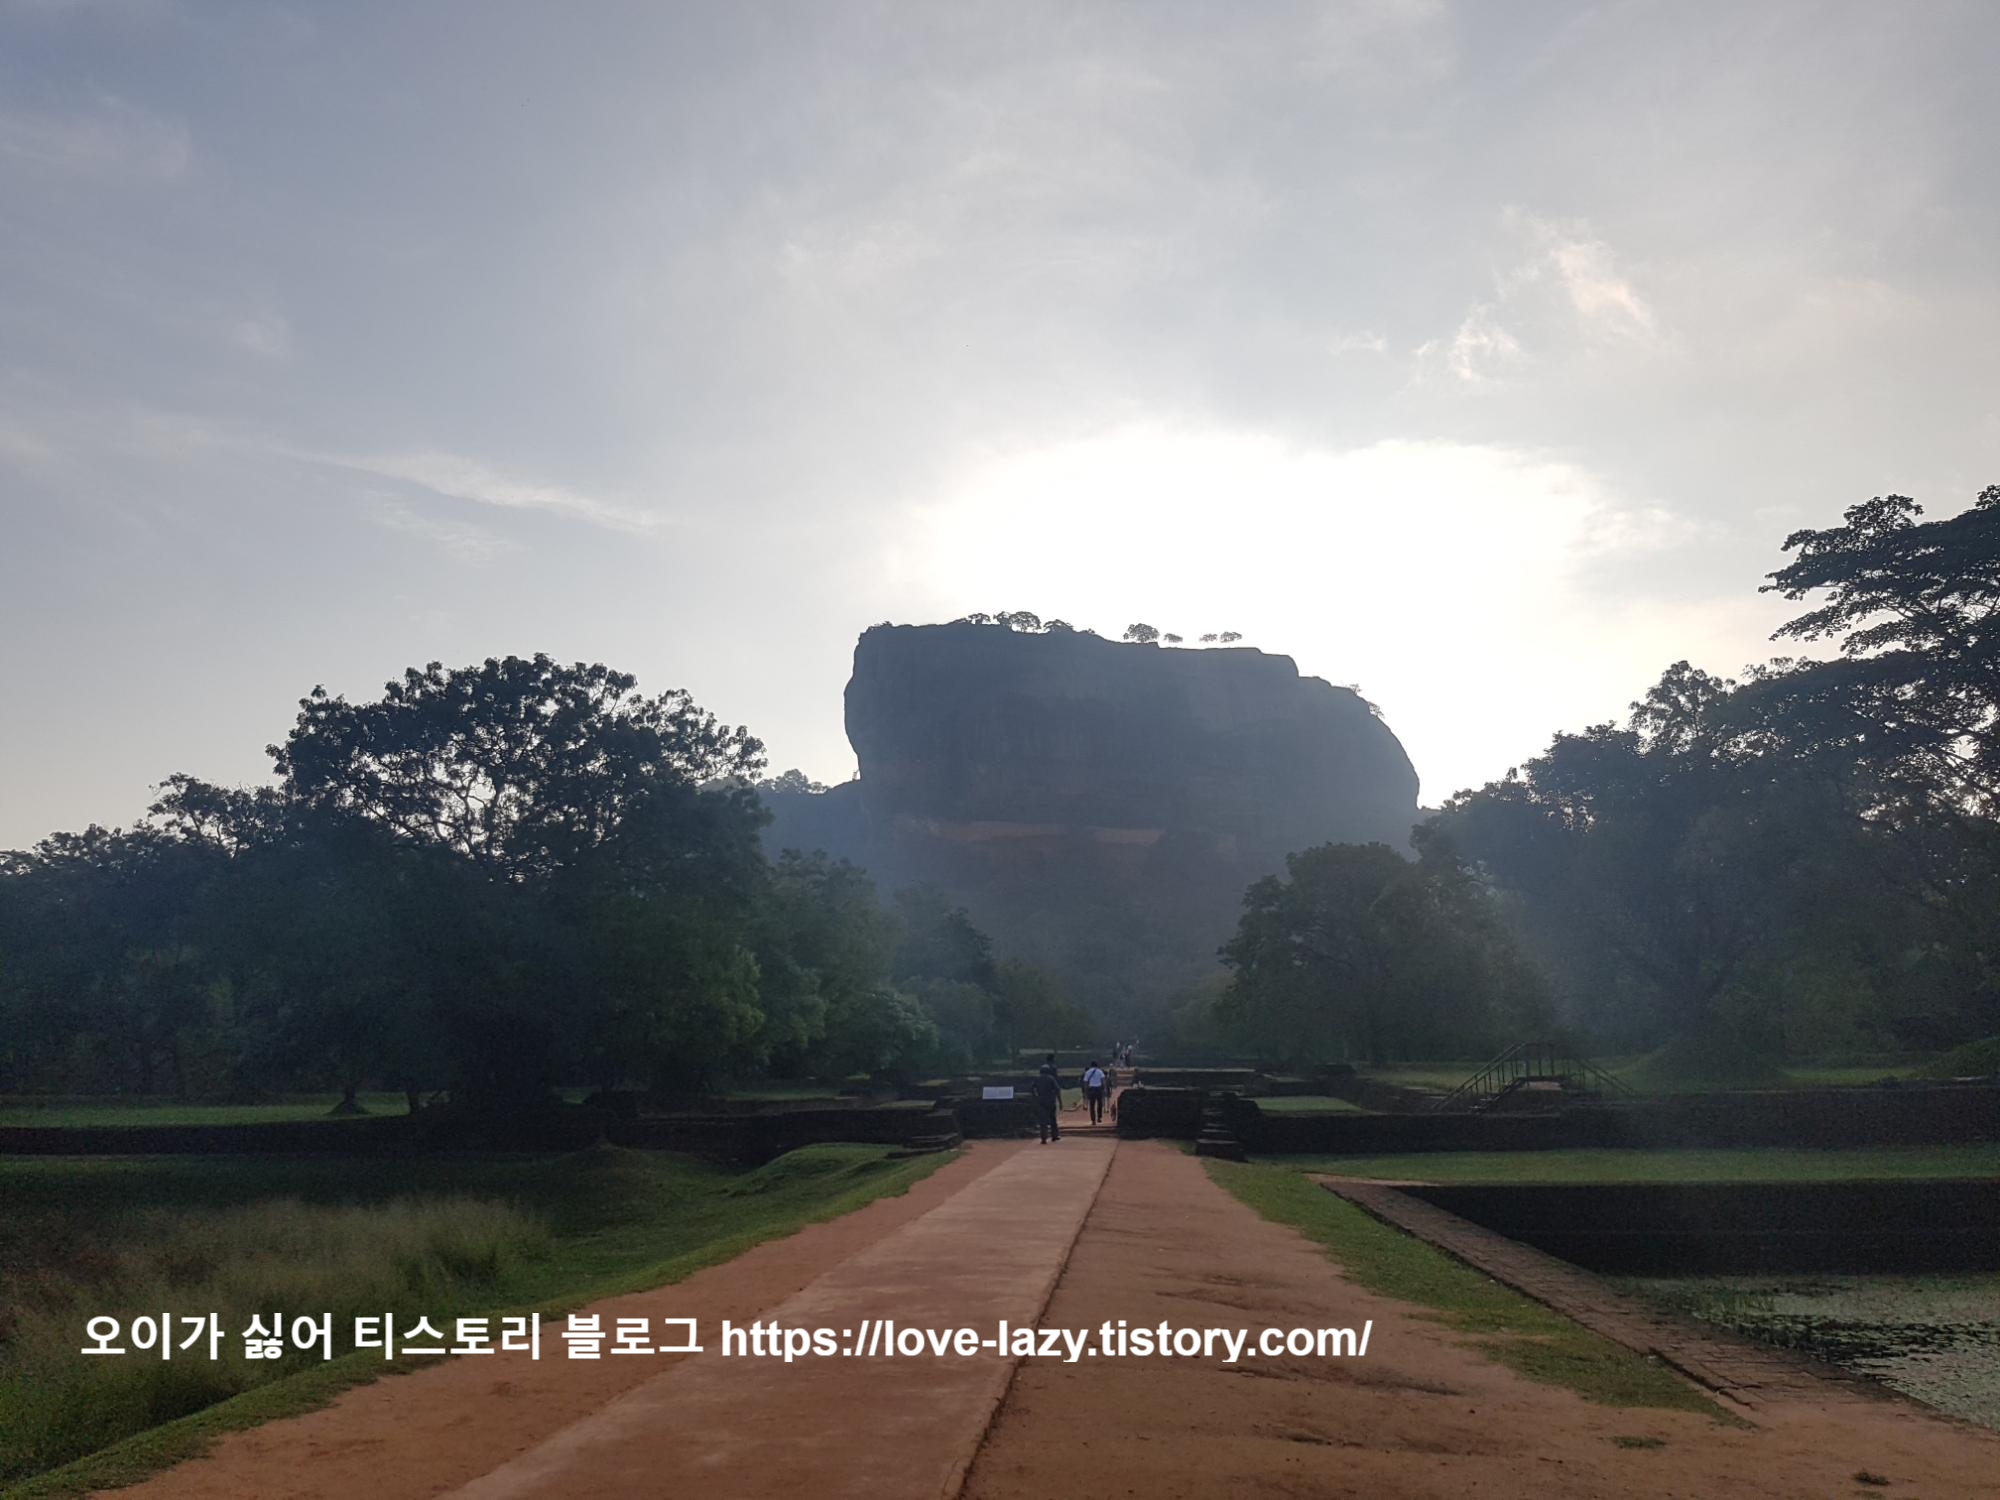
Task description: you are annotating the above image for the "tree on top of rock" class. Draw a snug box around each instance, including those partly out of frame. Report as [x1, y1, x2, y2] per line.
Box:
[1123, 623, 1160, 644]
[758, 768, 828, 796]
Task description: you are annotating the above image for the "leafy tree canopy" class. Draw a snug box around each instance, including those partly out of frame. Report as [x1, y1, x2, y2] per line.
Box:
[1743, 484, 2000, 812]
[1217, 842, 1545, 1066]
[271, 655, 765, 880]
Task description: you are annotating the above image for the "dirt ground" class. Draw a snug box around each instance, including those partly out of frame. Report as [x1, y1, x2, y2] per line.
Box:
[447, 1137, 1114, 1500]
[963, 1141, 2000, 1500]
[105, 1142, 1025, 1500]
[92, 1136, 2000, 1500]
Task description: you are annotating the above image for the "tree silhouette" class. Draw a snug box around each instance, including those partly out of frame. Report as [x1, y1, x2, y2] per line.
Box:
[1747, 483, 2000, 811]
[758, 768, 828, 796]
[271, 655, 763, 879]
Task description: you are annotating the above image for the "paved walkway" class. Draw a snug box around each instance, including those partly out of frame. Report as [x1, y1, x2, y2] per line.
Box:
[445, 1139, 1115, 1500]
[1315, 1178, 1882, 1408]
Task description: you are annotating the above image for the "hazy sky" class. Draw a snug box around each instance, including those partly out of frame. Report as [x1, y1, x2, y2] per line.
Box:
[4, 0, 1997, 849]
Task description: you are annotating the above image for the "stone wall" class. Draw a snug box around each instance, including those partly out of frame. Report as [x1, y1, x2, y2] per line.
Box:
[1214, 1083, 2000, 1152]
[1115, 1086, 1207, 1139]
[0, 1103, 960, 1165]
[1413, 1180, 2000, 1273]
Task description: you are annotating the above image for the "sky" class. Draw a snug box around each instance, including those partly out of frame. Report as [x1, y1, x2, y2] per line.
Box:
[4, 0, 1997, 849]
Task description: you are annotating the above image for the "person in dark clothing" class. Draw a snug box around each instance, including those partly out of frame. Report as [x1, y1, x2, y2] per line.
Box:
[1031, 1055, 1063, 1143]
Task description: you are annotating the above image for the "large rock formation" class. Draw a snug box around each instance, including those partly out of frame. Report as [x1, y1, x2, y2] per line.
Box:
[765, 623, 1420, 1022]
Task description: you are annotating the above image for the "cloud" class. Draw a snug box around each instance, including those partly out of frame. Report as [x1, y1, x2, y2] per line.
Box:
[0, 92, 189, 180]
[1330, 330, 1389, 356]
[903, 422, 1681, 607]
[302, 450, 662, 533]
[1505, 209, 1662, 345]
[893, 420, 1743, 801]
[228, 311, 292, 360]
[368, 497, 520, 564]
[1418, 210, 1668, 384]
[1546, 234, 1658, 340]
[1417, 304, 1525, 384]
[1299, 0, 1455, 91]
[0, 418, 56, 468]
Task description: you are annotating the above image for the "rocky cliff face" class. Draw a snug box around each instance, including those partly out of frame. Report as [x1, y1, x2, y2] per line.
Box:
[765, 623, 1421, 1021]
[843, 623, 1416, 851]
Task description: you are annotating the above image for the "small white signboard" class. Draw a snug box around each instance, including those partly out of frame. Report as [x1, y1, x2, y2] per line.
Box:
[981, 1085, 1015, 1100]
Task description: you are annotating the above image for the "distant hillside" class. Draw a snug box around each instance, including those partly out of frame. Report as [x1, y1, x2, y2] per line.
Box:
[763, 623, 1420, 1025]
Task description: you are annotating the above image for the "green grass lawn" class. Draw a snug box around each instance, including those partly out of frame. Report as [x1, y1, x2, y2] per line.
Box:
[1254, 1094, 1368, 1114]
[0, 1094, 417, 1127]
[1773, 1063, 1928, 1087]
[0, 1142, 955, 1498]
[1617, 1060, 1931, 1093]
[0, 1092, 603, 1128]
[1262, 1143, 2000, 1183]
[1358, 1061, 1492, 1090]
[1204, 1160, 1721, 1417]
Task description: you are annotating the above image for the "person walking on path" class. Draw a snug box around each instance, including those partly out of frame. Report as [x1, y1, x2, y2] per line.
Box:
[1032, 1054, 1063, 1143]
[1082, 1059, 1107, 1124]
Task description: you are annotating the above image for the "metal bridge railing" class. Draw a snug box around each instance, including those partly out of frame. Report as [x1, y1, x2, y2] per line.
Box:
[1428, 1041, 1633, 1113]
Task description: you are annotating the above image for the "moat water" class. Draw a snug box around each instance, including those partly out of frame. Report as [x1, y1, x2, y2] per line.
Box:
[1621, 1273, 2000, 1431]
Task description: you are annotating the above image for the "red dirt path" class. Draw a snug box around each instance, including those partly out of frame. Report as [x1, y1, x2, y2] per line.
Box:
[964, 1142, 2000, 1500]
[103, 1142, 1025, 1500]
[92, 1137, 2000, 1499]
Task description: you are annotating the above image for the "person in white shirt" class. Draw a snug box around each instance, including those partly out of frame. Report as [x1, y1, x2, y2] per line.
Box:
[1082, 1060, 1107, 1124]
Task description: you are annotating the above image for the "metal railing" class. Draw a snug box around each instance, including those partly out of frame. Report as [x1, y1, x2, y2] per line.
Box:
[1428, 1041, 1634, 1113]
